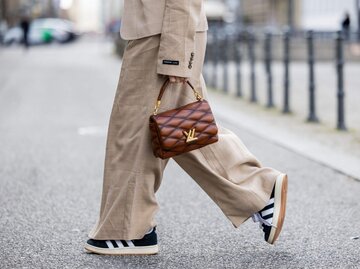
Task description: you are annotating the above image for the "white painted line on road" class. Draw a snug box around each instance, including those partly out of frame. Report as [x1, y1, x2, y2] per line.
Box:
[77, 126, 107, 136]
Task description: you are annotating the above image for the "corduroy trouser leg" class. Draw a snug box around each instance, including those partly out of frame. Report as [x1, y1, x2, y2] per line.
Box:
[88, 31, 281, 240]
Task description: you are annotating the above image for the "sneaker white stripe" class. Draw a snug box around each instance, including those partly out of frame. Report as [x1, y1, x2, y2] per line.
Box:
[105, 240, 114, 249]
[261, 208, 274, 217]
[267, 198, 275, 205]
[126, 240, 135, 247]
[115, 240, 124, 248]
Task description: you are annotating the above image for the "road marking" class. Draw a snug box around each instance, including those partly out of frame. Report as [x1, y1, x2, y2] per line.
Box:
[77, 126, 107, 136]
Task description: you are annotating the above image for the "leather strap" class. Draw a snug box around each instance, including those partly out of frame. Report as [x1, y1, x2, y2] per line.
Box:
[153, 78, 203, 115]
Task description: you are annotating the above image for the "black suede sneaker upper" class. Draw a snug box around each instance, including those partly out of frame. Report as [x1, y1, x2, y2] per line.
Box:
[87, 227, 157, 249]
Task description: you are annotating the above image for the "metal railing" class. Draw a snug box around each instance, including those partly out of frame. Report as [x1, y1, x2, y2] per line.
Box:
[203, 26, 357, 131]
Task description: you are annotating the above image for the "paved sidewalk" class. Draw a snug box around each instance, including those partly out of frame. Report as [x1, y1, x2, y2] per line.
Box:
[204, 61, 360, 180]
[0, 38, 359, 269]
[205, 61, 360, 134]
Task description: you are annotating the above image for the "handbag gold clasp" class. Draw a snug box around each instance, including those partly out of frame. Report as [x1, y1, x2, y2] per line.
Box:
[183, 128, 198, 143]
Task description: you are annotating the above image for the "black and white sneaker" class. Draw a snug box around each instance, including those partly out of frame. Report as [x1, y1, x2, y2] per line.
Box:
[252, 173, 288, 244]
[84, 227, 158, 255]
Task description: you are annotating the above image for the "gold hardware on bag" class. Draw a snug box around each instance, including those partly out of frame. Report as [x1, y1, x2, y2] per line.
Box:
[194, 91, 202, 101]
[153, 100, 161, 115]
[152, 80, 203, 116]
[183, 128, 198, 143]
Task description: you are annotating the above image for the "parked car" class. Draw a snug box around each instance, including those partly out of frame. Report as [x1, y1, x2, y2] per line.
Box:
[3, 18, 79, 46]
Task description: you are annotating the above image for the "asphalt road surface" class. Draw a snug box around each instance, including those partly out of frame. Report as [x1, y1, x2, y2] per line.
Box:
[1, 39, 359, 269]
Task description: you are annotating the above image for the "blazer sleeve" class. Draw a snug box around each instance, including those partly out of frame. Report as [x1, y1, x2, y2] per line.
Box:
[157, 0, 202, 78]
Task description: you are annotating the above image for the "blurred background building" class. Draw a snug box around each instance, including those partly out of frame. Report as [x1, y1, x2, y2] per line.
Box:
[0, 0, 123, 33]
[240, 0, 359, 31]
[1, 0, 359, 34]
[0, 0, 59, 25]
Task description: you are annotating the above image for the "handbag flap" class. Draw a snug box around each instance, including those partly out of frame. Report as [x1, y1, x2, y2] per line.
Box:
[150, 100, 218, 151]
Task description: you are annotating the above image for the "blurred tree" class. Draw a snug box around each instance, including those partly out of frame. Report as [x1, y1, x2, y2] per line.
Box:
[0, 0, 6, 21]
[287, 0, 294, 32]
[1, 0, 60, 26]
[240, 0, 296, 28]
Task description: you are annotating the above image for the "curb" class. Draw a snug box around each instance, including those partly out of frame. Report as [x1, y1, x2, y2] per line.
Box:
[209, 92, 360, 182]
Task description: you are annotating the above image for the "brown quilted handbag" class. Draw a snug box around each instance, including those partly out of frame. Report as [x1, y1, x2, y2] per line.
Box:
[149, 79, 218, 159]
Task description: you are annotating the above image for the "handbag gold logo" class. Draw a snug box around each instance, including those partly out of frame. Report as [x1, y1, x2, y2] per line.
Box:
[183, 128, 198, 143]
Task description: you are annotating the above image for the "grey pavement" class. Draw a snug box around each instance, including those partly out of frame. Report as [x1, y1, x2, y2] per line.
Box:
[0, 38, 359, 269]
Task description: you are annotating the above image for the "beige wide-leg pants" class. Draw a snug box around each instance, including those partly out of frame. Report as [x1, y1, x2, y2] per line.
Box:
[88, 31, 281, 240]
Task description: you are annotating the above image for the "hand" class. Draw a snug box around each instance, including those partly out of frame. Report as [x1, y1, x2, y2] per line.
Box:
[169, 76, 188, 84]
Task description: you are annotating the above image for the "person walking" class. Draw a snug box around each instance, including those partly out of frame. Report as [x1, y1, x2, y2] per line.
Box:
[341, 12, 351, 40]
[20, 17, 30, 49]
[85, 0, 288, 255]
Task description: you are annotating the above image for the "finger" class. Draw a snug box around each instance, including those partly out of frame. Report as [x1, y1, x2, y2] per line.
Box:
[169, 76, 176, 83]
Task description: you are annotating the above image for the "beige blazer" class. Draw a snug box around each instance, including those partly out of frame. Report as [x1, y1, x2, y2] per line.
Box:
[120, 0, 208, 78]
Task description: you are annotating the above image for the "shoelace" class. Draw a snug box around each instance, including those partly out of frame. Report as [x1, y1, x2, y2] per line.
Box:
[252, 212, 277, 229]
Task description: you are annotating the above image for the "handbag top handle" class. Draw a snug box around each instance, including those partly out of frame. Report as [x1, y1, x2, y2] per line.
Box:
[153, 79, 203, 115]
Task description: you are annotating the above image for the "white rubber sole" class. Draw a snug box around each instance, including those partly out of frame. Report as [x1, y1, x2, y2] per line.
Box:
[267, 173, 288, 244]
[84, 243, 159, 255]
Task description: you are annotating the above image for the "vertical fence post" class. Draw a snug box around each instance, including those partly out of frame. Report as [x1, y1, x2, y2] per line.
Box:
[264, 32, 274, 108]
[235, 32, 242, 97]
[357, 0, 360, 42]
[212, 27, 219, 89]
[247, 30, 257, 102]
[203, 34, 209, 84]
[205, 57, 210, 84]
[203, 60, 207, 83]
[208, 29, 214, 88]
[335, 31, 347, 130]
[283, 30, 291, 113]
[223, 33, 229, 94]
[307, 30, 319, 122]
